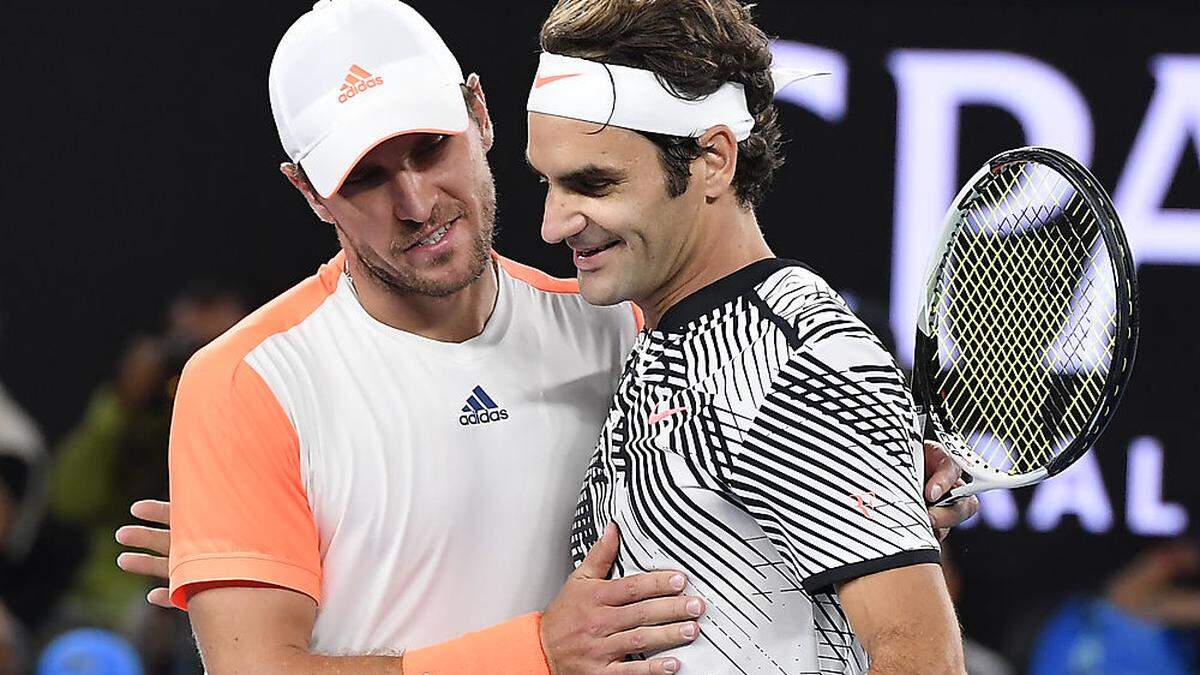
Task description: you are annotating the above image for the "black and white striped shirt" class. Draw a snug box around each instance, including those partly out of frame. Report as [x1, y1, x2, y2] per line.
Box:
[571, 259, 940, 674]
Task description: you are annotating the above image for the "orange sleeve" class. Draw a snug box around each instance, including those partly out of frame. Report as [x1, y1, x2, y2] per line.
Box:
[167, 345, 321, 609]
[402, 613, 549, 674]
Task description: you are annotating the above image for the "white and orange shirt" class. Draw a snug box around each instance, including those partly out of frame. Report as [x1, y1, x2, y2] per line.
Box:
[168, 251, 638, 655]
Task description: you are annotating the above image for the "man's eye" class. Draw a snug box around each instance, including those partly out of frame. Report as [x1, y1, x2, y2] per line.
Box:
[421, 135, 448, 155]
[344, 169, 383, 187]
[578, 181, 614, 196]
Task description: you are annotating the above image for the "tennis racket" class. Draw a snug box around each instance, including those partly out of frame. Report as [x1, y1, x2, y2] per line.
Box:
[912, 146, 1139, 506]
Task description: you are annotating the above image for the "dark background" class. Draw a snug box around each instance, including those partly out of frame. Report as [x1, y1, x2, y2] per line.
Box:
[3, 0, 1197, 666]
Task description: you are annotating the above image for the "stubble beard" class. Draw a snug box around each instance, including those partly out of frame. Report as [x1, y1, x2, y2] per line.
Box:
[347, 175, 498, 299]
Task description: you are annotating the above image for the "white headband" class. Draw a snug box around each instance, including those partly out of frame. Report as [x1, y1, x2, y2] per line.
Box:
[527, 52, 827, 141]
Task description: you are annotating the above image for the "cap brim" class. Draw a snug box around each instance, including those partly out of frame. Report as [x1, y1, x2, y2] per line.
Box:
[301, 82, 470, 199]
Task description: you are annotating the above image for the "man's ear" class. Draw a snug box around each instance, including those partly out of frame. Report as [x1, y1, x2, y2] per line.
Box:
[465, 73, 495, 152]
[697, 125, 738, 203]
[280, 163, 336, 224]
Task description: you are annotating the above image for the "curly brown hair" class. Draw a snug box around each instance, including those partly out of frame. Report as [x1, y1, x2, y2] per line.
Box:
[539, 0, 783, 209]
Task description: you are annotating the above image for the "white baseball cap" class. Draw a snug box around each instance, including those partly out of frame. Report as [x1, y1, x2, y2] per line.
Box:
[269, 0, 469, 198]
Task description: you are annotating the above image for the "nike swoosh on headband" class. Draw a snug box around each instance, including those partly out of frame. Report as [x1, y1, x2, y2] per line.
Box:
[533, 72, 583, 89]
[528, 53, 832, 142]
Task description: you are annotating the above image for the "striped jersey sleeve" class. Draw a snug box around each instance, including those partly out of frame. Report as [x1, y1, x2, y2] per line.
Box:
[730, 295, 940, 594]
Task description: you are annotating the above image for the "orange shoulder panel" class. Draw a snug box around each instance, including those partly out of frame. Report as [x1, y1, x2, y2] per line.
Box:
[493, 253, 643, 330]
[212, 251, 345, 356]
[494, 254, 580, 294]
[167, 252, 344, 609]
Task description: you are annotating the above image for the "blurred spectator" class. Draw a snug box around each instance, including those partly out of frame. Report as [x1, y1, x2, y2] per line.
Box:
[36, 628, 142, 675]
[1028, 540, 1200, 674]
[0, 601, 27, 675]
[42, 282, 243, 672]
[0, 381, 47, 563]
[0, 374, 49, 674]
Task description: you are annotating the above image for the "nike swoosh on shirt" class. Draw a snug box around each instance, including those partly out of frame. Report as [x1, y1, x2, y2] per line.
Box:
[648, 407, 687, 425]
[533, 73, 582, 89]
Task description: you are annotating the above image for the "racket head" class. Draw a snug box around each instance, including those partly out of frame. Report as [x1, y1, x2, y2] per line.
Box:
[913, 146, 1139, 487]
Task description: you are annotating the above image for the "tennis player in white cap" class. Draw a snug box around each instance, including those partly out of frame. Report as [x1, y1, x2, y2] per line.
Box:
[114, 0, 977, 673]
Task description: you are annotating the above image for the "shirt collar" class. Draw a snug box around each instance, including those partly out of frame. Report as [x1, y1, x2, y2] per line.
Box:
[655, 258, 811, 333]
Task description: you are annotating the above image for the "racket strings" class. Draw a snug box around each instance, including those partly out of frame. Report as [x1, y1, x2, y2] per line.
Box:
[937, 165, 1070, 472]
[929, 161, 1119, 476]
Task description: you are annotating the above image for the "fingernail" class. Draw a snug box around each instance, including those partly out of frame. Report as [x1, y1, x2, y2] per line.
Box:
[930, 484, 943, 502]
[670, 574, 686, 591]
[686, 598, 703, 616]
[681, 622, 698, 639]
[663, 658, 680, 673]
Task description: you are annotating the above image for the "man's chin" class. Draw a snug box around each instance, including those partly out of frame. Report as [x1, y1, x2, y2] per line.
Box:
[382, 238, 490, 293]
[578, 276, 631, 308]
[400, 266, 486, 297]
[369, 255, 483, 298]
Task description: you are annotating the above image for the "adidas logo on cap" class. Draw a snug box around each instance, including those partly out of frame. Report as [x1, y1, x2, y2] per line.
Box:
[337, 64, 385, 104]
[459, 386, 509, 426]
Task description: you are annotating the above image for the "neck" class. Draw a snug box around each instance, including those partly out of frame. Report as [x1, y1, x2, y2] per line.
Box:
[641, 201, 773, 330]
[346, 256, 499, 343]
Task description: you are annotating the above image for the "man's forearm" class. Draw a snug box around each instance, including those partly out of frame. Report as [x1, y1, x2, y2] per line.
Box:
[191, 586, 549, 675]
[268, 651, 402, 675]
[250, 614, 547, 675]
[199, 634, 401, 674]
[865, 629, 964, 675]
[197, 610, 547, 675]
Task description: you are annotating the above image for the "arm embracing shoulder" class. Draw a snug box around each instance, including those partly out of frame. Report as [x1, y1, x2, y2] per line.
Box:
[189, 585, 548, 674]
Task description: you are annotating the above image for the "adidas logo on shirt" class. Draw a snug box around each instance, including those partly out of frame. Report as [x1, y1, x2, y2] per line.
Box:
[337, 64, 384, 104]
[459, 386, 509, 426]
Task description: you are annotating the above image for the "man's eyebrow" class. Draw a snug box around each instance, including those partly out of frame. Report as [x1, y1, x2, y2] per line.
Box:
[559, 164, 627, 185]
[525, 155, 627, 186]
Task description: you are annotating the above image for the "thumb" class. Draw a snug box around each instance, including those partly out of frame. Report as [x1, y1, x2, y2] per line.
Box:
[574, 522, 619, 580]
[924, 445, 960, 503]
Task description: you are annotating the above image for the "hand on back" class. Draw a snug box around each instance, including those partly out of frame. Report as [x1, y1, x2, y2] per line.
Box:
[115, 499, 172, 608]
[540, 523, 704, 675]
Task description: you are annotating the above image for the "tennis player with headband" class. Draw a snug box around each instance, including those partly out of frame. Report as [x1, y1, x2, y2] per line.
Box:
[525, 0, 966, 672]
[112, 0, 975, 672]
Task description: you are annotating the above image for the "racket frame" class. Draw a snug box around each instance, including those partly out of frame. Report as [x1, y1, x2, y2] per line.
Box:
[913, 147, 1140, 506]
